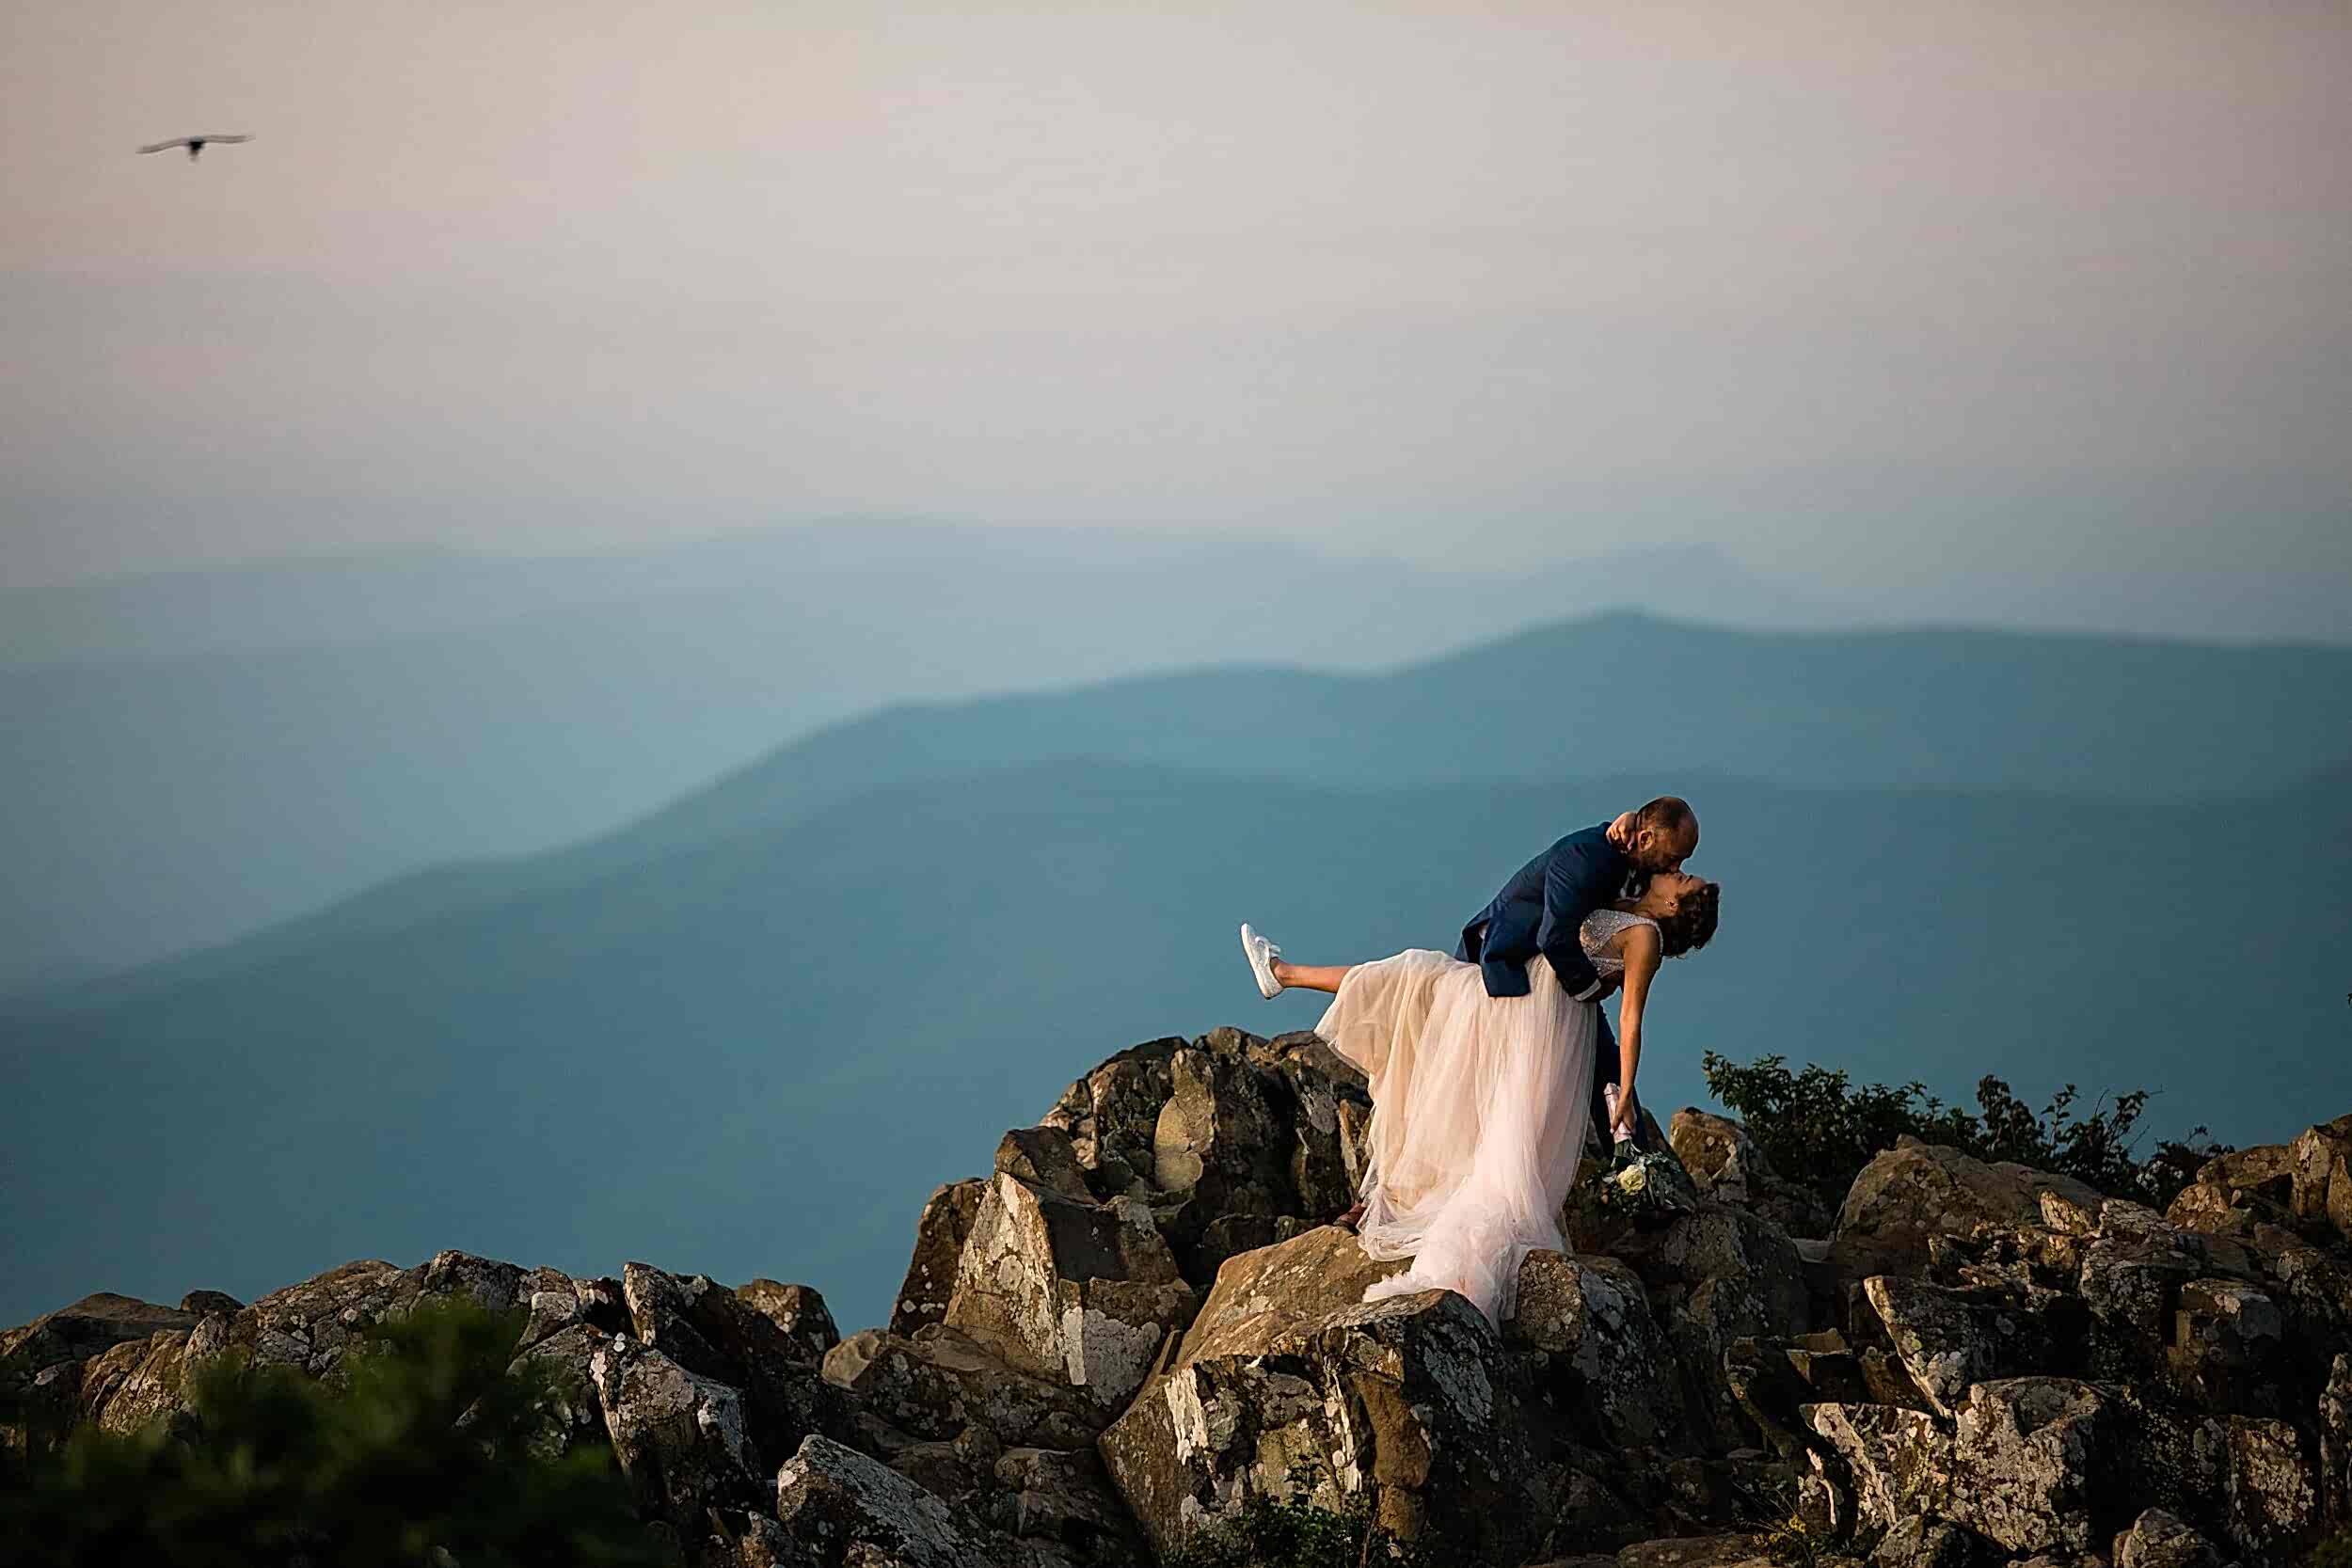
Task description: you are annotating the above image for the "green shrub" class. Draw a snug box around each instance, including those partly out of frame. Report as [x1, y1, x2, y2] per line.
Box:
[0, 1296, 665, 1568]
[1701, 1052, 2228, 1214]
[1165, 1481, 1444, 1568]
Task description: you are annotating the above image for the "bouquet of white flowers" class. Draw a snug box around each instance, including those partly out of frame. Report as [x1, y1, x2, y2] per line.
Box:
[1589, 1144, 1698, 1224]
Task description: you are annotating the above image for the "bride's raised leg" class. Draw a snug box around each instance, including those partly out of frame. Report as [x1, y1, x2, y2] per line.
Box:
[1271, 959, 1352, 993]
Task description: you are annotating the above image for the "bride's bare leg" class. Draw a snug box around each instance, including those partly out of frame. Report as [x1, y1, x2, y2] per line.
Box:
[1271, 959, 1351, 993]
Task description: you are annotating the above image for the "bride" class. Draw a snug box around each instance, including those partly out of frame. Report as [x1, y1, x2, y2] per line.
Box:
[1238, 870, 1718, 1327]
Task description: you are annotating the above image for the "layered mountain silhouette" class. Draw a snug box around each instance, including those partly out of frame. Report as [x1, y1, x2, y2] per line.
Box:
[1, 532, 1839, 992]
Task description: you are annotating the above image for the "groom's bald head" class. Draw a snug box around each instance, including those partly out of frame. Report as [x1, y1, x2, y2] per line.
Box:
[1628, 796, 1698, 874]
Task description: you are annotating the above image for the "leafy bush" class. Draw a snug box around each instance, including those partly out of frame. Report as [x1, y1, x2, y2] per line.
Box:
[0, 1296, 665, 1568]
[1701, 1052, 2228, 1214]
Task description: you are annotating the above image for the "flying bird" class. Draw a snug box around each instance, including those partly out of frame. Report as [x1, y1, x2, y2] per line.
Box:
[136, 135, 253, 160]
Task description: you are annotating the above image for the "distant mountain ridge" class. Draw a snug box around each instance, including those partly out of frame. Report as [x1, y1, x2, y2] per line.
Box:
[0, 534, 1836, 992]
[7, 754, 2345, 1334]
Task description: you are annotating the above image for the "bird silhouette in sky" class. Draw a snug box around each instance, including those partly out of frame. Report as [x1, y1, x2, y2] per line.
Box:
[137, 135, 253, 161]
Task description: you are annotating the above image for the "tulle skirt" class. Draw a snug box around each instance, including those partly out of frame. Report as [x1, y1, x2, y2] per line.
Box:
[1313, 948, 1596, 1327]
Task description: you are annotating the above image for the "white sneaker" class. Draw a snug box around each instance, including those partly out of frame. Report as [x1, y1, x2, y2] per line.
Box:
[1239, 923, 1284, 999]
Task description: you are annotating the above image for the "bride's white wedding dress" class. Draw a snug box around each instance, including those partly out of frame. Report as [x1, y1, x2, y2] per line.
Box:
[1312, 909, 1657, 1328]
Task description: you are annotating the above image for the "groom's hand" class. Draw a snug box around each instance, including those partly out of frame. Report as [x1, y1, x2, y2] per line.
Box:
[1588, 973, 1624, 1000]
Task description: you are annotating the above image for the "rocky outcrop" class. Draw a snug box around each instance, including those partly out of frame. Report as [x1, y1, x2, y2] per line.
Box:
[9, 1025, 2349, 1568]
[1671, 1108, 1835, 1239]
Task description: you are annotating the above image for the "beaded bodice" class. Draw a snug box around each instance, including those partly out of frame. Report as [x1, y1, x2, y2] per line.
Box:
[1579, 908, 1660, 979]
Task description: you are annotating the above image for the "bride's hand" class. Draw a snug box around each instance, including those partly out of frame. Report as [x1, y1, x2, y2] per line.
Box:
[1611, 1087, 1640, 1137]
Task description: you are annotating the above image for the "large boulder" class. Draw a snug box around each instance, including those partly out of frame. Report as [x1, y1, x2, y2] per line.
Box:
[199, 1251, 538, 1380]
[1615, 1200, 1810, 1449]
[1832, 1143, 2105, 1279]
[736, 1280, 840, 1364]
[72, 1328, 195, 1434]
[1946, 1378, 2109, 1557]
[1861, 1275, 2059, 1419]
[590, 1333, 764, 1540]
[2111, 1507, 2223, 1568]
[1035, 1027, 1373, 1284]
[942, 1173, 1198, 1417]
[621, 1261, 850, 1467]
[769, 1433, 1011, 1568]
[1100, 1288, 1539, 1561]
[1510, 1249, 1685, 1453]
[0, 1292, 199, 1376]
[890, 1180, 987, 1337]
[822, 1323, 1104, 1450]
[1798, 1402, 1953, 1531]
[1170, 1222, 1404, 1364]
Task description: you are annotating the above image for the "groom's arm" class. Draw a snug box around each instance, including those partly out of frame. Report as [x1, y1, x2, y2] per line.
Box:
[1533, 843, 1613, 997]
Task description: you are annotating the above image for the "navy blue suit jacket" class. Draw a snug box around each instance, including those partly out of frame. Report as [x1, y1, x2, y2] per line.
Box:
[1455, 819, 1629, 1020]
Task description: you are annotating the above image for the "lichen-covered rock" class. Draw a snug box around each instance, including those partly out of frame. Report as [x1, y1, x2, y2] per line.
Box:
[995, 1126, 1096, 1202]
[942, 1173, 1198, 1416]
[622, 1261, 849, 1467]
[1670, 1108, 1835, 1238]
[2206, 1413, 2314, 1558]
[1947, 1378, 2109, 1556]
[509, 1322, 617, 1458]
[821, 1324, 1104, 1449]
[73, 1329, 193, 1434]
[1867, 1515, 1979, 1568]
[736, 1279, 840, 1364]
[1510, 1249, 1684, 1452]
[190, 1249, 542, 1384]
[1833, 1144, 2105, 1279]
[2165, 1277, 2287, 1418]
[1034, 1027, 1372, 1283]
[991, 1445, 1144, 1563]
[1798, 1402, 1953, 1530]
[1618, 1200, 1810, 1449]
[1172, 1223, 1404, 1365]
[0, 1291, 199, 1375]
[1099, 1289, 1537, 1562]
[2111, 1506, 2222, 1568]
[2320, 1352, 2352, 1527]
[771, 1433, 1009, 1568]
[891, 1179, 987, 1337]
[590, 1334, 763, 1534]
[1861, 1275, 2059, 1419]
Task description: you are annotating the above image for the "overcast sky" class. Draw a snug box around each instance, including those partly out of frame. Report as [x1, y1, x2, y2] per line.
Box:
[5, 0, 2346, 632]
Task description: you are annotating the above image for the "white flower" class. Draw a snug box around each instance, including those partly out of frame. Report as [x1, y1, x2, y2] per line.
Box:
[1617, 1164, 1649, 1194]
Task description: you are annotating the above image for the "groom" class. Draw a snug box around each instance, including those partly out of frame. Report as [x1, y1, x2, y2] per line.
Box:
[1455, 797, 1699, 1155]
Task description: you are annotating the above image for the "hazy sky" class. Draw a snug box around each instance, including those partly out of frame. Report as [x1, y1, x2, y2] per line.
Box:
[6, 0, 2347, 624]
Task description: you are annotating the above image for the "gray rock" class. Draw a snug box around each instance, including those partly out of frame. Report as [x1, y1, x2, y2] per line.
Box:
[1510, 1249, 1684, 1452]
[1670, 1108, 1835, 1238]
[1100, 1289, 1538, 1562]
[942, 1173, 1197, 1416]
[178, 1290, 243, 1317]
[772, 1433, 1009, 1568]
[0, 1292, 199, 1375]
[1833, 1144, 2105, 1279]
[1947, 1378, 2108, 1557]
[621, 1261, 849, 1467]
[890, 1180, 988, 1338]
[1798, 1402, 1953, 1530]
[821, 1323, 1104, 1449]
[2206, 1414, 2313, 1558]
[1870, 1515, 1979, 1568]
[509, 1323, 619, 1458]
[1619, 1200, 1810, 1449]
[590, 1334, 763, 1533]
[991, 1446, 1144, 1562]
[737, 1279, 840, 1363]
[995, 1126, 1096, 1202]
[73, 1329, 194, 1434]
[2320, 1352, 2352, 1528]
[2110, 1508, 2220, 1568]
